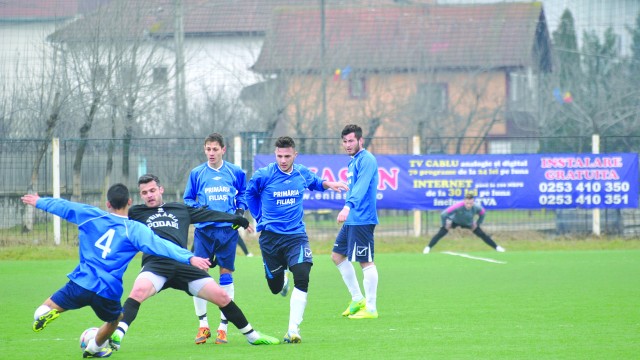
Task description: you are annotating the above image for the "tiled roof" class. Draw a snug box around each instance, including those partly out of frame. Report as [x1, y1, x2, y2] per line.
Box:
[47, 0, 403, 42]
[0, 0, 81, 20]
[0, 0, 110, 21]
[252, 2, 550, 72]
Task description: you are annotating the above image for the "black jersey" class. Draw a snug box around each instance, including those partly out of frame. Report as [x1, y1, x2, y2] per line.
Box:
[128, 202, 248, 264]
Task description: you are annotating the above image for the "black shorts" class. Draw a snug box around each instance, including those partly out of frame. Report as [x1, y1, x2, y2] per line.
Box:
[140, 256, 211, 294]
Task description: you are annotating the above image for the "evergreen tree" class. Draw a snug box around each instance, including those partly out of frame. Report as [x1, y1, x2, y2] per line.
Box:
[552, 9, 581, 89]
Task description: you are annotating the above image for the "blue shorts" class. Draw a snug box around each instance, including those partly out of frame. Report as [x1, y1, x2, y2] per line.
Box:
[193, 226, 238, 271]
[51, 281, 122, 322]
[259, 231, 313, 280]
[334, 224, 376, 263]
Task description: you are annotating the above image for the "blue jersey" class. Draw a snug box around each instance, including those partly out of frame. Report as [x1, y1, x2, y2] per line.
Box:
[246, 162, 326, 234]
[183, 160, 247, 229]
[36, 198, 194, 301]
[344, 149, 379, 225]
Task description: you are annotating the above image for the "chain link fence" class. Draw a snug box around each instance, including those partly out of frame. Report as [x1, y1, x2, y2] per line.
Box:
[1, 135, 639, 246]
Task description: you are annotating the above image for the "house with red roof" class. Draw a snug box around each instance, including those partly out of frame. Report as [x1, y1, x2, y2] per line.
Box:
[250, 2, 553, 154]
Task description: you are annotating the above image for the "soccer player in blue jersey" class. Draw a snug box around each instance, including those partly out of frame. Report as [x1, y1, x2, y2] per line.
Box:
[183, 132, 249, 345]
[22, 184, 211, 358]
[332, 124, 380, 319]
[246, 136, 348, 343]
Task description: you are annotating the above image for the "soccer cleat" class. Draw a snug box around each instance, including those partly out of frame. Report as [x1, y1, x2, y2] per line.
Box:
[348, 308, 379, 319]
[341, 299, 365, 317]
[82, 347, 112, 358]
[496, 246, 506, 253]
[108, 332, 121, 351]
[246, 252, 254, 257]
[214, 329, 228, 344]
[283, 330, 301, 344]
[250, 332, 281, 345]
[280, 273, 290, 297]
[33, 308, 60, 332]
[423, 246, 431, 254]
[195, 327, 211, 345]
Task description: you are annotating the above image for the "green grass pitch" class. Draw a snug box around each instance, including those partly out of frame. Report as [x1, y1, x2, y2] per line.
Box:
[1, 250, 639, 359]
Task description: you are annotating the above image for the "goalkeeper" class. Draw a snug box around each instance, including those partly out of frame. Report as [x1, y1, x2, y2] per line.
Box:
[423, 193, 505, 254]
[111, 174, 279, 349]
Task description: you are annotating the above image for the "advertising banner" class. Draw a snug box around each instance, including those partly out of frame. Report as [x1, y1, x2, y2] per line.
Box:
[253, 153, 638, 210]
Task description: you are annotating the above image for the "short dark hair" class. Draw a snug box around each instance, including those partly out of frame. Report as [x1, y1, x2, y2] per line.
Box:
[341, 124, 363, 140]
[275, 136, 295, 149]
[464, 193, 475, 199]
[138, 174, 160, 186]
[107, 183, 130, 209]
[204, 133, 225, 148]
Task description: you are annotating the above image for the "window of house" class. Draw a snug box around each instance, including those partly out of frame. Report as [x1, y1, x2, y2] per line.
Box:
[91, 65, 106, 83]
[119, 65, 137, 85]
[349, 76, 366, 99]
[489, 139, 539, 154]
[416, 83, 448, 114]
[509, 71, 537, 112]
[152, 66, 168, 85]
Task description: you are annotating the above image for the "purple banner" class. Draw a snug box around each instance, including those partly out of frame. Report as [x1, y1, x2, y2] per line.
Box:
[253, 153, 638, 210]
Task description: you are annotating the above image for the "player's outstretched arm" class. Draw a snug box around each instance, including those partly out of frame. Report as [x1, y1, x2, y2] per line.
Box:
[21, 193, 40, 206]
[189, 206, 250, 229]
[189, 256, 211, 270]
[323, 181, 349, 192]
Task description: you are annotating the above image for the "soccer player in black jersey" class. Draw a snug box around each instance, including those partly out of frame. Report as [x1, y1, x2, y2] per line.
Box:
[110, 174, 279, 349]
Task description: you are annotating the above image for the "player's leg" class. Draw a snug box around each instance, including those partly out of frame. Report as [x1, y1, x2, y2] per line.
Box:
[84, 294, 122, 358]
[237, 235, 251, 256]
[192, 228, 216, 344]
[472, 226, 504, 251]
[112, 270, 165, 349]
[424, 226, 449, 253]
[34, 281, 86, 332]
[284, 262, 312, 344]
[191, 277, 279, 345]
[260, 231, 287, 294]
[282, 233, 313, 344]
[33, 298, 64, 332]
[214, 228, 239, 344]
[348, 225, 379, 319]
[332, 224, 365, 316]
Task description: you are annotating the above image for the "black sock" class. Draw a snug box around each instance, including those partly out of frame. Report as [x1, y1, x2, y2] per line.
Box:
[120, 298, 141, 333]
[219, 300, 250, 331]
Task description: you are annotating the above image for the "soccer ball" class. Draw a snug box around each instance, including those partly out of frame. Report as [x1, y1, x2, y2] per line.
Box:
[79, 327, 99, 351]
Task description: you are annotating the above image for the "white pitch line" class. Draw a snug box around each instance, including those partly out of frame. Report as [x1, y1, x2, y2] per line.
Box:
[441, 251, 507, 264]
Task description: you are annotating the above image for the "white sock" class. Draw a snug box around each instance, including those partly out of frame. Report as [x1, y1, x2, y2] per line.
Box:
[193, 297, 209, 328]
[86, 338, 107, 353]
[239, 325, 259, 343]
[337, 260, 364, 301]
[115, 322, 128, 339]
[34, 305, 51, 320]
[219, 283, 234, 331]
[362, 265, 378, 312]
[289, 288, 307, 331]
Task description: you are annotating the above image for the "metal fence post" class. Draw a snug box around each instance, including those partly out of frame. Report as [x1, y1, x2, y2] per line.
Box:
[412, 135, 421, 237]
[52, 137, 61, 245]
[592, 134, 601, 236]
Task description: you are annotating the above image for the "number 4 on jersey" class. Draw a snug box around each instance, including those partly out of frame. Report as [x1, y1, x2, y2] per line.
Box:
[95, 229, 114, 259]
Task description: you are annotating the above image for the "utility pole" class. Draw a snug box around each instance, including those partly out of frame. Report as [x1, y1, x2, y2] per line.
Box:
[320, 0, 328, 144]
[174, 0, 186, 124]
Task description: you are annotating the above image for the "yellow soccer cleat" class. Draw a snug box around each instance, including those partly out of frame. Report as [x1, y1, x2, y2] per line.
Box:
[348, 308, 378, 319]
[341, 299, 365, 317]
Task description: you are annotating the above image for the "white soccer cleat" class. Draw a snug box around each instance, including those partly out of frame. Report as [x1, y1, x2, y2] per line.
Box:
[496, 246, 506, 253]
[422, 246, 431, 254]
